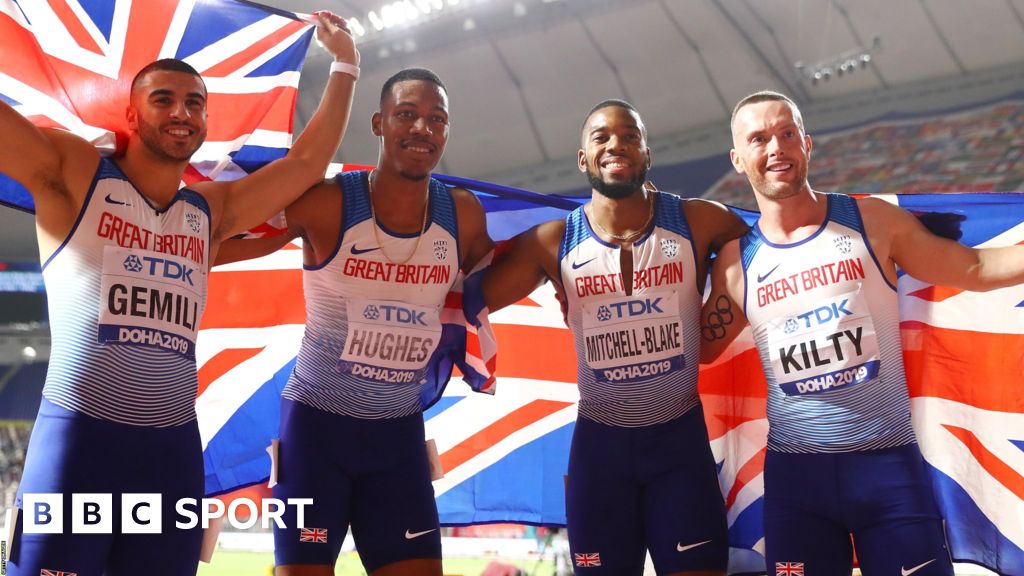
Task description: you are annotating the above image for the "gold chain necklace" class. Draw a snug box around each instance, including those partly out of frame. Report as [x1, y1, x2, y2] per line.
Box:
[368, 170, 430, 265]
[590, 193, 656, 242]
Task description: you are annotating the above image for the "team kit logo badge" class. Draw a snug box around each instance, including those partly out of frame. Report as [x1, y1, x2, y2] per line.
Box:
[833, 234, 853, 254]
[660, 238, 679, 259]
[433, 239, 448, 261]
[186, 211, 203, 234]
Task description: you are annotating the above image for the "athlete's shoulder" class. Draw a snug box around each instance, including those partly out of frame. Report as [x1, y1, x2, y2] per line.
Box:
[448, 186, 485, 216]
[535, 217, 568, 247]
[854, 195, 913, 234]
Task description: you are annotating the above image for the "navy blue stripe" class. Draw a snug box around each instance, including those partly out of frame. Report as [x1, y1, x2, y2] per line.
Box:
[340, 170, 371, 230]
[829, 193, 862, 232]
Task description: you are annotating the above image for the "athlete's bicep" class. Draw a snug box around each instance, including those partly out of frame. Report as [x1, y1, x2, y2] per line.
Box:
[483, 225, 555, 312]
[700, 242, 747, 363]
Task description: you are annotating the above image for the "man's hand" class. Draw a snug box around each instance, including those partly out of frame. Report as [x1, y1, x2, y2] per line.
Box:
[314, 11, 359, 66]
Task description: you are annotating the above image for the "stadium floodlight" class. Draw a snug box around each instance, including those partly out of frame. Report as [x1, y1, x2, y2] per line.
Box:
[795, 36, 881, 87]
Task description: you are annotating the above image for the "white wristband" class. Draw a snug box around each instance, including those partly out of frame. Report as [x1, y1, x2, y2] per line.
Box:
[330, 60, 359, 80]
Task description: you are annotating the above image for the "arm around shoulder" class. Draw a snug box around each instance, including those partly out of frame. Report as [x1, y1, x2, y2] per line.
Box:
[482, 219, 563, 312]
[685, 198, 749, 255]
[451, 187, 494, 272]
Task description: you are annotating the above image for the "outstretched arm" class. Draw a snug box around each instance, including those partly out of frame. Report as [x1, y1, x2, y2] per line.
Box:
[201, 11, 359, 244]
[700, 239, 749, 363]
[483, 220, 563, 312]
[861, 197, 1024, 291]
[214, 232, 298, 266]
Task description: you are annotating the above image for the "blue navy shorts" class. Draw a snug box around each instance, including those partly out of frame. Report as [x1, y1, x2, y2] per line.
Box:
[764, 444, 954, 576]
[272, 398, 440, 572]
[9, 397, 204, 576]
[566, 406, 728, 574]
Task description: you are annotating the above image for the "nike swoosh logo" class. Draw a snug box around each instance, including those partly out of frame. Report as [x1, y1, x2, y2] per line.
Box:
[104, 193, 130, 206]
[405, 528, 437, 540]
[901, 559, 936, 576]
[351, 245, 380, 255]
[757, 263, 781, 283]
[572, 257, 596, 270]
[676, 539, 711, 552]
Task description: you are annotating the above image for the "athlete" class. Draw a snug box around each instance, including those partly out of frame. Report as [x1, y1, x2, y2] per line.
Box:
[215, 68, 492, 576]
[482, 100, 748, 575]
[2, 13, 358, 576]
[701, 90, 1024, 575]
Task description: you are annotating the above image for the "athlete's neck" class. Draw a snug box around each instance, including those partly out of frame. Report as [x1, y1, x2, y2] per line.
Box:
[118, 140, 191, 209]
[368, 168, 431, 233]
[588, 187, 654, 242]
[754, 187, 828, 244]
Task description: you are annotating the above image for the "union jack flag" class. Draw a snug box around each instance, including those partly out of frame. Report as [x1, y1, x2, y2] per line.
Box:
[298, 527, 328, 543]
[573, 552, 602, 567]
[40, 570, 78, 576]
[775, 561, 804, 576]
[1, 3, 1023, 575]
[0, 0, 316, 211]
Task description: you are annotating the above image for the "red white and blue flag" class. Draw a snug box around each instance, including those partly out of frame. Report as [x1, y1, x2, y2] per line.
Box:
[298, 527, 328, 544]
[0, 0, 314, 212]
[1, 1, 1022, 575]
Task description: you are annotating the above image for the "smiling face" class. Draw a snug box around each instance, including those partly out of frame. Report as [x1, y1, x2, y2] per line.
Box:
[127, 70, 208, 162]
[730, 99, 812, 201]
[579, 105, 651, 200]
[373, 79, 449, 182]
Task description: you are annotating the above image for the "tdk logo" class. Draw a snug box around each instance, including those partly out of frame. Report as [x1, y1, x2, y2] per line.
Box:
[794, 299, 852, 329]
[140, 256, 194, 286]
[123, 254, 194, 286]
[374, 304, 428, 326]
[599, 298, 663, 321]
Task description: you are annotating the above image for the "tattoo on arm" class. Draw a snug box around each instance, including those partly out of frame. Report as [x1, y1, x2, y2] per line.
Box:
[701, 295, 735, 342]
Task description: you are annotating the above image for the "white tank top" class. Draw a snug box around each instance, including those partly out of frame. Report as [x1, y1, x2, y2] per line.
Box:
[42, 158, 209, 427]
[741, 193, 916, 453]
[283, 171, 461, 419]
[560, 192, 702, 427]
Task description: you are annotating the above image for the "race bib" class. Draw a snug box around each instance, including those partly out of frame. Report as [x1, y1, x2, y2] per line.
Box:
[766, 288, 880, 396]
[581, 291, 684, 383]
[339, 299, 443, 384]
[97, 246, 205, 358]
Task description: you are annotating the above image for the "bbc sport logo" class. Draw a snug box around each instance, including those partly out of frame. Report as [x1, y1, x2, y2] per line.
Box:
[19, 494, 314, 533]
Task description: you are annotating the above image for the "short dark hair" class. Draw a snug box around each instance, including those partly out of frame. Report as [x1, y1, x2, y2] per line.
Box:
[379, 68, 447, 107]
[582, 99, 646, 139]
[731, 90, 803, 131]
[131, 59, 205, 94]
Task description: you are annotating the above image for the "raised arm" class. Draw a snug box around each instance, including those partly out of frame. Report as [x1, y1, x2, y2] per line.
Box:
[860, 197, 1024, 291]
[700, 239, 749, 363]
[0, 99, 102, 249]
[482, 220, 563, 312]
[200, 11, 359, 244]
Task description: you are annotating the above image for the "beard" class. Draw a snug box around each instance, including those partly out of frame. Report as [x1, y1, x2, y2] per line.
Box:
[586, 163, 649, 200]
[398, 169, 432, 182]
[138, 120, 204, 162]
[749, 163, 808, 200]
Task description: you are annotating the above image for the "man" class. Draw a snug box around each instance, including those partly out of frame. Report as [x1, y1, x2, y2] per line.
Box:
[482, 100, 748, 575]
[215, 68, 492, 576]
[2, 12, 359, 576]
[701, 90, 1024, 575]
